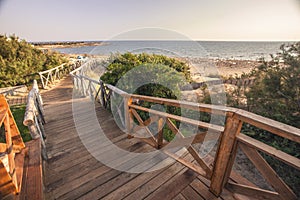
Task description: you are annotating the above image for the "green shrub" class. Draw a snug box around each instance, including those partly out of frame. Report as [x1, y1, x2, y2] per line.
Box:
[0, 34, 67, 87]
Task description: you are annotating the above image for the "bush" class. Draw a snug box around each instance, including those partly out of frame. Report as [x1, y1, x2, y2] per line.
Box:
[101, 52, 192, 141]
[0, 34, 67, 87]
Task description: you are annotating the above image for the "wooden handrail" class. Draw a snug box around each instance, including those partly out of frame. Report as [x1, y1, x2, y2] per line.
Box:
[23, 80, 47, 160]
[70, 60, 300, 200]
[38, 58, 82, 89]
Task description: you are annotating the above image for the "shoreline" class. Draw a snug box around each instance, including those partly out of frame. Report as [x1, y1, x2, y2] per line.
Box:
[33, 41, 109, 50]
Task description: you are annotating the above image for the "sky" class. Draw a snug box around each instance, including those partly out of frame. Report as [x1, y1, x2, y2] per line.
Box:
[0, 0, 300, 42]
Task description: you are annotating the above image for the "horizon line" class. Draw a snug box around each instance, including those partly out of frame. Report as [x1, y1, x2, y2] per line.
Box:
[28, 39, 300, 43]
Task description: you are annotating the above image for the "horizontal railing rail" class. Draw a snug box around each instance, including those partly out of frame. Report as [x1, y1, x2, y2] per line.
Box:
[38, 59, 83, 89]
[70, 59, 300, 200]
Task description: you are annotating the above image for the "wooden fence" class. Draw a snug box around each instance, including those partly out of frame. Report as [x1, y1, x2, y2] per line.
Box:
[39, 59, 82, 89]
[70, 60, 300, 200]
[23, 80, 47, 160]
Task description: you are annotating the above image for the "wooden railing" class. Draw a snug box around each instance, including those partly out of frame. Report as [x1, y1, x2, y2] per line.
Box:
[39, 59, 82, 89]
[0, 95, 26, 197]
[70, 62, 300, 200]
[23, 80, 47, 160]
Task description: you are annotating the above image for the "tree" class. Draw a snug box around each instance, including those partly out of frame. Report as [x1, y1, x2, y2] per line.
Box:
[246, 42, 300, 128]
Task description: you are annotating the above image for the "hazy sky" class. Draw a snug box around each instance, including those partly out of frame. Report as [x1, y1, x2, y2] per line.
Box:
[0, 0, 300, 41]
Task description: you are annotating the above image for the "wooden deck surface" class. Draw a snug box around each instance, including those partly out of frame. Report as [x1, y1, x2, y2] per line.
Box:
[42, 76, 252, 200]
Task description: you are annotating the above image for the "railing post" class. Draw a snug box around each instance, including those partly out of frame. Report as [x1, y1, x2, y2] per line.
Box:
[80, 76, 86, 96]
[124, 95, 133, 138]
[210, 113, 243, 196]
[4, 113, 18, 191]
[157, 117, 164, 149]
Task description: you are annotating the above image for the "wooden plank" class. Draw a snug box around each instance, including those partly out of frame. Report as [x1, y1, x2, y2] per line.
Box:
[166, 118, 212, 178]
[210, 116, 242, 196]
[131, 108, 157, 145]
[239, 143, 297, 200]
[0, 143, 7, 153]
[24, 139, 43, 200]
[4, 113, 18, 191]
[145, 168, 198, 200]
[190, 178, 220, 200]
[0, 160, 16, 198]
[102, 150, 190, 200]
[130, 94, 236, 115]
[157, 117, 164, 148]
[7, 108, 25, 149]
[130, 104, 224, 133]
[173, 193, 187, 200]
[46, 139, 143, 197]
[77, 144, 178, 200]
[0, 109, 7, 125]
[56, 142, 151, 199]
[196, 174, 238, 200]
[162, 131, 219, 150]
[14, 148, 27, 193]
[237, 134, 300, 170]
[163, 150, 208, 178]
[234, 109, 300, 144]
[226, 182, 280, 200]
[181, 185, 205, 200]
[124, 96, 132, 134]
[123, 154, 193, 200]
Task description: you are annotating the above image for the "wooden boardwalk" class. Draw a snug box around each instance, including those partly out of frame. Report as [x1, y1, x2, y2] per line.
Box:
[42, 76, 252, 200]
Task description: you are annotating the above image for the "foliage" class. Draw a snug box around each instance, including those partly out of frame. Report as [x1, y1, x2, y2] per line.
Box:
[246, 43, 300, 128]
[101, 52, 191, 87]
[0, 34, 67, 87]
[0, 104, 31, 143]
[10, 104, 31, 142]
[242, 43, 300, 195]
[101, 52, 192, 141]
[207, 42, 300, 196]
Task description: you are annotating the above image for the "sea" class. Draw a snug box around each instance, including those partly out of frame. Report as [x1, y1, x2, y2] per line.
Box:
[53, 41, 294, 61]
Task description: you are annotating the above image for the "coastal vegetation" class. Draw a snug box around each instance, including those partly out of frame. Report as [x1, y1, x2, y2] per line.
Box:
[208, 42, 300, 195]
[0, 34, 67, 87]
[101, 52, 191, 141]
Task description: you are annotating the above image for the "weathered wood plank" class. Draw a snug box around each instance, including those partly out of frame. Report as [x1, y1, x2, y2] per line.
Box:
[23, 139, 43, 200]
[145, 168, 197, 200]
[237, 134, 300, 170]
[226, 182, 280, 200]
[130, 94, 236, 115]
[130, 104, 224, 133]
[210, 116, 242, 196]
[234, 109, 300, 144]
[181, 185, 205, 200]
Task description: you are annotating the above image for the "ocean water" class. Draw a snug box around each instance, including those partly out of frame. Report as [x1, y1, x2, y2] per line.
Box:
[53, 41, 292, 60]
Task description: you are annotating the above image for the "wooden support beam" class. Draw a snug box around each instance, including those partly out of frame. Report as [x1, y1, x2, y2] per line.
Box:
[131, 108, 157, 146]
[157, 118, 164, 149]
[210, 116, 242, 196]
[226, 182, 280, 200]
[239, 143, 297, 200]
[4, 113, 18, 192]
[166, 118, 212, 178]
